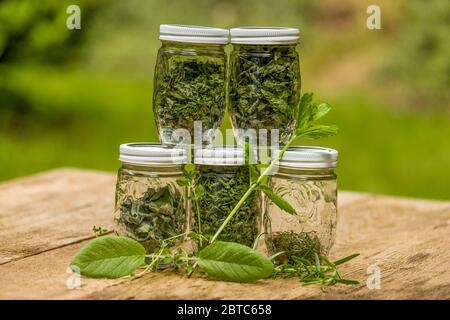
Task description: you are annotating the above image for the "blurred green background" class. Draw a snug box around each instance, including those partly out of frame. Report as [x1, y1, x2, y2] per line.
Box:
[1, 0, 449, 200]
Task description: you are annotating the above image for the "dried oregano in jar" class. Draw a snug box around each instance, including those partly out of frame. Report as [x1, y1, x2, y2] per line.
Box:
[229, 27, 301, 145]
[262, 147, 338, 263]
[114, 143, 188, 252]
[193, 147, 260, 247]
[153, 25, 228, 146]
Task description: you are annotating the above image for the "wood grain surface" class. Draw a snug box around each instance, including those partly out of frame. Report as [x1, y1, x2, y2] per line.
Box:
[0, 168, 449, 300]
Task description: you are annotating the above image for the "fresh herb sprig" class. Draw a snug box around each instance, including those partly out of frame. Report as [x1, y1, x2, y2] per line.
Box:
[273, 253, 360, 290]
[186, 92, 339, 274]
[208, 92, 338, 246]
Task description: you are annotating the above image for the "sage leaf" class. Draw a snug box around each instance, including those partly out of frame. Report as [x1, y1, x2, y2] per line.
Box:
[198, 241, 274, 283]
[70, 236, 146, 279]
[259, 184, 296, 214]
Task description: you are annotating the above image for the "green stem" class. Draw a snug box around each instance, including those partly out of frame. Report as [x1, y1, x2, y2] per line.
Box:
[193, 188, 202, 248]
[211, 139, 294, 243]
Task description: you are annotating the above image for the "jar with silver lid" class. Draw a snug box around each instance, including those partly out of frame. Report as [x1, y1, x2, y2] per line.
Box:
[114, 143, 188, 252]
[261, 146, 338, 263]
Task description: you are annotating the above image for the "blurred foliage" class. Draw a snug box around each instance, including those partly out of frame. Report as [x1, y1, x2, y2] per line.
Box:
[383, 0, 450, 107]
[0, 0, 449, 200]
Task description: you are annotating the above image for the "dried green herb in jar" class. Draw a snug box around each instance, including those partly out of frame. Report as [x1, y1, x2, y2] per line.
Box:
[193, 164, 260, 248]
[229, 28, 301, 145]
[266, 231, 322, 264]
[153, 25, 228, 145]
[117, 186, 186, 252]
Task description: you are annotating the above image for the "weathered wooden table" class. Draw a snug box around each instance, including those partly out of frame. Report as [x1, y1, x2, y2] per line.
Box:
[0, 168, 449, 299]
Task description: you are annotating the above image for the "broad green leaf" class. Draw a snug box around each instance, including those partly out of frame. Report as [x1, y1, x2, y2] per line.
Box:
[298, 124, 338, 139]
[249, 164, 259, 185]
[259, 185, 295, 214]
[296, 92, 314, 130]
[176, 178, 190, 186]
[198, 241, 274, 283]
[70, 236, 146, 279]
[313, 103, 331, 120]
[194, 184, 205, 199]
[184, 163, 196, 174]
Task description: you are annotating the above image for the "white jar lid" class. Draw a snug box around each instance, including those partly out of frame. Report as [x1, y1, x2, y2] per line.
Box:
[159, 24, 229, 44]
[275, 146, 338, 169]
[119, 143, 188, 165]
[194, 146, 245, 166]
[230, 27, 299, 44]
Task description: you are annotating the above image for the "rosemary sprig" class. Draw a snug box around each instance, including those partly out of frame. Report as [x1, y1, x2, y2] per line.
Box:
[272, 253, 360, 290]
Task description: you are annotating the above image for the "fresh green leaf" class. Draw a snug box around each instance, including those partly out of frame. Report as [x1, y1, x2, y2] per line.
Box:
[198, 241, 274, 283]
[336, 279, 360, 285]
[313, 103, 331, 120]
[314, 253, 321, 273]
[259, 184, 295, 214]
[334, 253, 360, 266]
[176, 178, 190, 186]
[296, 92, 314, 129]
[184, 163, 196, 174]
[295, 93, 338, 139]
[70, 236, 146, 279]
[297, 124, 338, 139]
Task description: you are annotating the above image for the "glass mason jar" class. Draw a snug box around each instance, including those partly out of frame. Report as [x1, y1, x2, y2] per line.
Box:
[153, 25, 228, 146]
[262, 147, 338, 263]
[229, 27, 301, 145]
[193, 146, 260, 247]
[114, 143, 188, 253]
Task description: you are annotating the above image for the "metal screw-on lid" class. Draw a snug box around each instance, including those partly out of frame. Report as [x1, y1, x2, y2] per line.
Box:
[230, 27, 299, 44]
[119, 143, 188, 165]
[159, 24, 229, 44]
[275, 146, 338, 169]
[194, 146, 245, 166]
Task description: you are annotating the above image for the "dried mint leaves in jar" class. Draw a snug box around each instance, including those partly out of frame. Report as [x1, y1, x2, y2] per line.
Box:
[153, 54, 226, 145]
[229, 45, 300, 144]
[116, 185, 185, 252]
[193, 166, 260, 247]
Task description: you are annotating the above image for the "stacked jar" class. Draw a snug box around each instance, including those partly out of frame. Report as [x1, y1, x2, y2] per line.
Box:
[229, 27, 301, 145]
[153, 25, 228, 146]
